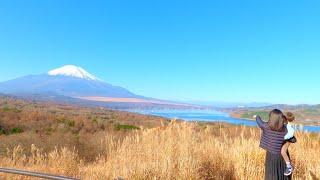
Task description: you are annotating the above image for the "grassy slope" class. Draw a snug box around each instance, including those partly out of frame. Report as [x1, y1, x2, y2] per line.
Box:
[0, 96, 169, 160]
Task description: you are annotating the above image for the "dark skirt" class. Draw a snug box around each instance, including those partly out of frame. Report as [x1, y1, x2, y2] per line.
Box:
[265, 151, 292, 180]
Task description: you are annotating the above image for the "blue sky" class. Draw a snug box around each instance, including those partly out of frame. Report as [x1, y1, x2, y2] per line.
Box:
[0, 0, 320, 104]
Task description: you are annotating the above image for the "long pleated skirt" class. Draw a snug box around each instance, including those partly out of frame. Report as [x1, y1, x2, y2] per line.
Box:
[265, 151, 292, 180]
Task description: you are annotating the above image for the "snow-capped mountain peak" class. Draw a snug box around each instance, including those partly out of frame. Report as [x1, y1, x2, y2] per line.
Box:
[48, 65, 99, 81]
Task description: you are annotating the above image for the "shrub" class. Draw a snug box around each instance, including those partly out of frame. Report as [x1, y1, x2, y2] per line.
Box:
[45, 127, 54, 135]
[2, 106, 22, 113]
[2, 106, 10, 112]
[56, 117, 67, 123]
[56, 118, 75, 127]
[0, 127, 5, 135]
[92, 118, 98, 124]
[10, 127, 23, 134]
[114, 124, 140, 131]
[67, 120, 75, 127]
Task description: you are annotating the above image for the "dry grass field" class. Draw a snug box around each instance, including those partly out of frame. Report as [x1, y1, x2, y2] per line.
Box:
[0, 120, 319, 180]
[0, 96, 169, 160]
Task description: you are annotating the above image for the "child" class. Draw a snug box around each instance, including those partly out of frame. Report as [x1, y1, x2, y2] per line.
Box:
[281, 112, 296, 176]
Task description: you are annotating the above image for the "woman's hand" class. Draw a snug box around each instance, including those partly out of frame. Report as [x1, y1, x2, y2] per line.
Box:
[255, 115, 265, 129]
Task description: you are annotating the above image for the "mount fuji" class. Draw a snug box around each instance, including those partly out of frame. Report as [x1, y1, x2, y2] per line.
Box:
[0, 65, 194, 108]
[0, 65, 139, 98]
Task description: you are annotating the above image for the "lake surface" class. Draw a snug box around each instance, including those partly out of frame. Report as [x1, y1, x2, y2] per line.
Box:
[130, 109, 320, 133]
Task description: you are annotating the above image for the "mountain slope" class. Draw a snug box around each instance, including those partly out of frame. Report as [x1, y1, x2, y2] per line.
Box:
[0, 65, 198, 108]
[0, 74, 139, 98]
[0, 65, 140, 98]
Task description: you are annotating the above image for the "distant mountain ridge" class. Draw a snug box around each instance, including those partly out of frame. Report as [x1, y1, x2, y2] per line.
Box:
[0, 75, 139, 98]
[0, 65, 142, 98]
[0, 65, 198, 109]
[185, 100, 272, 108]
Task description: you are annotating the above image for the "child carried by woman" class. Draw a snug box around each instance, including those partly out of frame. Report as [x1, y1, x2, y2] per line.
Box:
[281, 112, 297, 176]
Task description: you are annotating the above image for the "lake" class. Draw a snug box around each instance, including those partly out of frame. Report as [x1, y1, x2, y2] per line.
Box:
[130, 109, 320, 133]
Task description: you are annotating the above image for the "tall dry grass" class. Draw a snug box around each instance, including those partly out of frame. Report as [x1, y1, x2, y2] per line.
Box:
[0, 121, 319, 180]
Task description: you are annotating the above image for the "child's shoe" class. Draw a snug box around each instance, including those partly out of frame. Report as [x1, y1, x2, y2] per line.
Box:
[284, 165, 294, 176]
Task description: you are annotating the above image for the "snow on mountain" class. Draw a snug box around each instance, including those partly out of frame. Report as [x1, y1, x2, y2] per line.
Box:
[0, 65, 139, 98]
[48, 65, 99, 81]
[0, 65, 196, 108]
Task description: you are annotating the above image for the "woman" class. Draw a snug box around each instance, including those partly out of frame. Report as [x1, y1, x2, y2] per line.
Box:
[256, 109, 293, 180]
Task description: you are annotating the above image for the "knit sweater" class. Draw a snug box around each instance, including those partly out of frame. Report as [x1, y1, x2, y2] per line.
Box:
[256, 116, 287, 154]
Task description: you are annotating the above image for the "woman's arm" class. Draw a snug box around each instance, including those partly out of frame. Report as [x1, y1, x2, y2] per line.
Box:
[255, 115, 266, 129]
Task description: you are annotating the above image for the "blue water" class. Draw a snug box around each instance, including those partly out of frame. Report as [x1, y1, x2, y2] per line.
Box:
[130, 109, 320, 133]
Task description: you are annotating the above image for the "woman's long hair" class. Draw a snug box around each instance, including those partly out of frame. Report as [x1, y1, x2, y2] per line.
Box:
[268, 109, 285, 131]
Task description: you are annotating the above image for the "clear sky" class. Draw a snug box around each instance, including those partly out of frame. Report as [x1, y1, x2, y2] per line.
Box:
[0, 0, 320, 104]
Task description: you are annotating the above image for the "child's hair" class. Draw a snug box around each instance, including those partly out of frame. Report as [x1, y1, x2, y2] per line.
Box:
[284, 112, 295, 122]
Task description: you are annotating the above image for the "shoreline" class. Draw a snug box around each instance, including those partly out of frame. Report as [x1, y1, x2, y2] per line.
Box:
[128, 109, 320, 132]
[229, 112, 320, 127]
